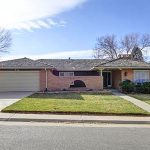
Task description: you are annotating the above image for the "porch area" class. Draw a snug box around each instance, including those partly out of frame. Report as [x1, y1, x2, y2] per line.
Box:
[101, 69, 133, 89]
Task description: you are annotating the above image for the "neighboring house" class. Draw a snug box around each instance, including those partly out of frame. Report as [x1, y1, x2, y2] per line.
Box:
[0, 57, 150, 92]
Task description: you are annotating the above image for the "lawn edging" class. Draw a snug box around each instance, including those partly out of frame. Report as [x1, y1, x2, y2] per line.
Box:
[2, 110, 150, 116]
[1, 113, 150, 124]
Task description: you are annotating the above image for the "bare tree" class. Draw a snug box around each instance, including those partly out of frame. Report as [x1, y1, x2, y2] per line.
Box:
[121, 33, 139, 54]
[0, 28, 12, 53]
[94, 35, 121, 60]
[94, 33, 150, 60]
[140, 34, 150, 50]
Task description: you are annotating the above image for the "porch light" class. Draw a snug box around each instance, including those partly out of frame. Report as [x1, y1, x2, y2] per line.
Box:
[124, 72, 128, 77]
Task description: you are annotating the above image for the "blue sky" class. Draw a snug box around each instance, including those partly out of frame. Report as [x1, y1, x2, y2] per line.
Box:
[1, 0, 150, 60]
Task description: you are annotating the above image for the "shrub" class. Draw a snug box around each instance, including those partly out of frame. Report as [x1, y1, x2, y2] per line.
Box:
[120, 80, 150, 94]
[134, 82, 150, 94]
[135, 83, 144, 93]
[142, 82, 150, 94]
[120, 80, 135, 93]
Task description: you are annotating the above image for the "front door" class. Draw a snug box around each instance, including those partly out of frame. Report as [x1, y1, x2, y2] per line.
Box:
[102, 72, 112, 88]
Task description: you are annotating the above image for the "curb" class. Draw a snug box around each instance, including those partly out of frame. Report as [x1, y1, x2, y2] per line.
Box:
[1, 118, 150, 124]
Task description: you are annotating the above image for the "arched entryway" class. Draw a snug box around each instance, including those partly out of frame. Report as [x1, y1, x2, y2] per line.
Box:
[70, 80, 86, 88]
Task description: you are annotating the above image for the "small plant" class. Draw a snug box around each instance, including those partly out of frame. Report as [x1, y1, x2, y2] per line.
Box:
[120, 80, 135, 93]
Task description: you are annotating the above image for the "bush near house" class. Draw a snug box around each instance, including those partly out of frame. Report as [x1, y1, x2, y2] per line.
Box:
[142, 82, 150, 93]
[120, 80, 150, 94]
[120, 80, 135, 93]
[135, 83, 144, 93]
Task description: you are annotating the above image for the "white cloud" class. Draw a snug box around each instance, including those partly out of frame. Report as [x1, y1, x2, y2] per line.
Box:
[0, 50, 93, 61]
[0, 0, 86, 31]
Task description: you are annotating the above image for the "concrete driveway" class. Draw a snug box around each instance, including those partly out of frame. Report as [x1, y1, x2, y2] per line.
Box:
[0, 92, 33, 111]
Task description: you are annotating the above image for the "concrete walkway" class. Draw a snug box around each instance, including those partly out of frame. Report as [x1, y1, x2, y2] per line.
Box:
[0, 113, 150, 124]
[112, 91, 150, 113]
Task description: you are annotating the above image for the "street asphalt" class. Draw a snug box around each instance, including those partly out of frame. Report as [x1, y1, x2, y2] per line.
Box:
[0, 122, 150, 150]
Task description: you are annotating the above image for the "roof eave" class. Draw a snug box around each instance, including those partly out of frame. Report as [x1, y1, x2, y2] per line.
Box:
[93, 66, 150, 70]
[0, 66, 55, 70]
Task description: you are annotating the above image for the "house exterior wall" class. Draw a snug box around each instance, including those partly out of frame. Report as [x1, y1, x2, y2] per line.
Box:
[112, 69, 134, 89]
[121, 69, 134, 81]
[121, 69, 150, 82]
[40, 69, 103, 91]
[40, 70, 46, 91]
[112, 70, 121, 89]
[40, 69, 150, 91]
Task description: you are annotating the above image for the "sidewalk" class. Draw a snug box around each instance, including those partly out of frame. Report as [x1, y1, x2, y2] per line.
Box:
[112, 91, 150, 113]
[0, 113, 150, 124]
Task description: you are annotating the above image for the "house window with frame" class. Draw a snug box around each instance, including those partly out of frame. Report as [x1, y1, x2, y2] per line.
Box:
[134, 70, 149, 83]
[59, 72, 74, 77]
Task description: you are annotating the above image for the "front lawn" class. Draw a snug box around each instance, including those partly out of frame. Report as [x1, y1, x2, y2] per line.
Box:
[2, 92, 149, 115]
[129, 94, 150, 105]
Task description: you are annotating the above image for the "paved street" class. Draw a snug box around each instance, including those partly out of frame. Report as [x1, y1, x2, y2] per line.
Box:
[0, 122, 150, 150]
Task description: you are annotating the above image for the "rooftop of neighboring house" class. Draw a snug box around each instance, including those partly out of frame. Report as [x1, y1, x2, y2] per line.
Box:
[0, 57, 150, 70]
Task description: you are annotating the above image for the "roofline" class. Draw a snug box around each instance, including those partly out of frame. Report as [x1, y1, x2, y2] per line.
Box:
[0, 66, 149, 70]
[93, 66, 150, 70]
[0, 67, 55, 70]
[95, 57, 150, 68]
[55, 69, 95, 71]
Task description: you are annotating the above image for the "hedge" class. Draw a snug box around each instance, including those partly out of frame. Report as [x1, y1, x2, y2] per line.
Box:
[120, 80, 150, 94]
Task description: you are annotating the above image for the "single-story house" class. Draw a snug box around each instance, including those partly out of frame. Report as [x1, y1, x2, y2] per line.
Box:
[0, 56, 149, 92]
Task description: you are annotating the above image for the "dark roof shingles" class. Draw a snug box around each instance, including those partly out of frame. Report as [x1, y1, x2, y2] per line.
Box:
[0, 57, 150, 70]
[96, 58, 150, 68]
[0, 58, 53, 69]
[35, 59, 106, 71]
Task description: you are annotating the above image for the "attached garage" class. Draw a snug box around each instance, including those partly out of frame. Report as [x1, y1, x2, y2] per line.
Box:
[0, 71, 40, 91]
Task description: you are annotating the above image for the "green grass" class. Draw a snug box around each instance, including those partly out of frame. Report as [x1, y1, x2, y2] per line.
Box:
[2, 92, 149, 115]
[129, 94, 150, 105]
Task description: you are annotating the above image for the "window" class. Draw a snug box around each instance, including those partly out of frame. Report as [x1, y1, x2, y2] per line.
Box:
[59, 72, 74, 77]
[134, 70, 149, 83]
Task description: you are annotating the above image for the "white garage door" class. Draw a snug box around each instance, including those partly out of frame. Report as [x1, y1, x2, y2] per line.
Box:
[0, 71, 40, 91]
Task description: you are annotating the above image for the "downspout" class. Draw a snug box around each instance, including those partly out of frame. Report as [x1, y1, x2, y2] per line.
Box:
[45, 68, 48, 92]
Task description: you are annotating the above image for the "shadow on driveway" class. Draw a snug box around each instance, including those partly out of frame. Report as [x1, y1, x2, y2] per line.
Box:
[0, 92, 33, 111]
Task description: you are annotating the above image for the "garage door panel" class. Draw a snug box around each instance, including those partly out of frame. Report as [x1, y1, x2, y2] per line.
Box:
[0, 71, 40, 91]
